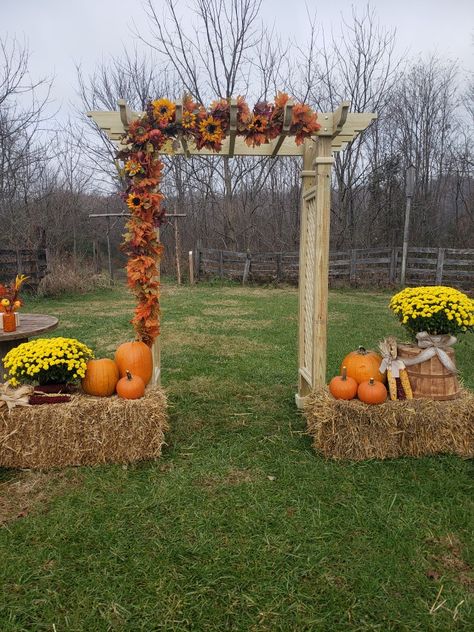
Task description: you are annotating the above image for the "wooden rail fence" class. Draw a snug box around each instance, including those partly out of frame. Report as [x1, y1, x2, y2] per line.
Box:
[195, 245, 474, 289]
[0, 249, 49, 291]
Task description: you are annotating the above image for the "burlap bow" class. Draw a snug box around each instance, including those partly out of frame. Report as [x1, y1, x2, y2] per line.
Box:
[379, 356, 407, 378]
[0, 382, 33, 412]
[378, 336, 406, 377]
[403, 332, 458, 374]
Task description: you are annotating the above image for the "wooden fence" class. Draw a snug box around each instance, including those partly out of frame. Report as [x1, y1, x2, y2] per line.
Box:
[195, 245, 474, 289]
[0, 249, 49, 291]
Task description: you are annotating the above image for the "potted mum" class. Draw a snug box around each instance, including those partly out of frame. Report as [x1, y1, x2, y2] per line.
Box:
[3, 337, 94, 392]
[390, 286, 474, 400]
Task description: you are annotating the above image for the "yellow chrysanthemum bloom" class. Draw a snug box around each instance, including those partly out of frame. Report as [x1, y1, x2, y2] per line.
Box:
[3, 337, 93, 387]
[390, 285, 474, 338]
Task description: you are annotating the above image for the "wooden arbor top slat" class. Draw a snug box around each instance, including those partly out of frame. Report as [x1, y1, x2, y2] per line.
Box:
[87, 99, 376, 156]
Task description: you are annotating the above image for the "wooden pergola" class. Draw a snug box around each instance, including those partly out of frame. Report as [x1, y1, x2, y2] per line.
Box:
[88, 99, 376, 407]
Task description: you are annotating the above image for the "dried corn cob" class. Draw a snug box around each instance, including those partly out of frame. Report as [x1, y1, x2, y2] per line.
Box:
[399, 368, 413, 399]
[387, 369, 397, 401]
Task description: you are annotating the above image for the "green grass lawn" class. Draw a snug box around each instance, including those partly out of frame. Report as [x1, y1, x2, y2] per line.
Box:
[1, 283, 473, 631]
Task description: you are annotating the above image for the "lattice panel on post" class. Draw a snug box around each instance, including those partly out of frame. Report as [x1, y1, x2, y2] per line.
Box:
[302, 190, 317, 380]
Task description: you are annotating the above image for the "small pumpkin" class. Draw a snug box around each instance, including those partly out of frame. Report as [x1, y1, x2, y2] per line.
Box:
[116, 370, 145, 400]
[81, 358, 119, 397]
[115, 341, 153, 385]
[357, 378, 387, 405]
[329, 366, 358, 400]
[341, 346, 385, 384]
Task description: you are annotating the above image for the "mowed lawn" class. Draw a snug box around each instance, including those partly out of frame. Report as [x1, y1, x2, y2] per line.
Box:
[1, 283, 473, 631]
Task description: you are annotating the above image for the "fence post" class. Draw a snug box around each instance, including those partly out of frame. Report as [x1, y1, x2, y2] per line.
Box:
[16, 249, 22, 276]
[276, 253, 282, 282]
[242, 252, 251, 285]
[195, 240, 202, 281]
[435, 248, 445, 284]
[389, 247, 398, 284]
[219, 250, 224, 279]
[349, 249, 357, 284]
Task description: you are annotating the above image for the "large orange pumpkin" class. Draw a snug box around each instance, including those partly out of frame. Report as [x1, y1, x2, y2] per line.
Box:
[116, 370, 145, 400]
[357, 378, 387, 405]
[81, 359, 119, 397]
[114, 341, 153, 385]
[341, 346, 385, 384]
[329, 366, 358, 400]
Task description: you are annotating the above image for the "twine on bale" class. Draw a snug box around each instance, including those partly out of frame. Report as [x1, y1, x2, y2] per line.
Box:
[305, 387, 474, 461]
[0, 387, 168, 469]
[403, 332, 458, 374]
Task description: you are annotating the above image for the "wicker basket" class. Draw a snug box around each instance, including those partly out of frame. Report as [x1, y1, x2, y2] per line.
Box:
[398, 343, 461, 401]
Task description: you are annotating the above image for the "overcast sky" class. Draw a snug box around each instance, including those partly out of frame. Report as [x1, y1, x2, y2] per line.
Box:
[3, 0, 474, 119]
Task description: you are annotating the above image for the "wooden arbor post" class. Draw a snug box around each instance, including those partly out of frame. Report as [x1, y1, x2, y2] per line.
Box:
[295, 137, 333, 408]
[295, 102, 375, 409]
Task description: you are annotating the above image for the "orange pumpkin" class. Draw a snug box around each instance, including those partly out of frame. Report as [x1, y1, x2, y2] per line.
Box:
[341, 346, 385, 384]
[116, 370, 145, 400]
[329, 366, 358, 400]
[81, 359, 120, 397]
[358, 378, 387, 405]
[115, 341, 153, 385]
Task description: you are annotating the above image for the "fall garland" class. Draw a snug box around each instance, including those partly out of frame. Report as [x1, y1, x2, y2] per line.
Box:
[117, 93, 321, 345]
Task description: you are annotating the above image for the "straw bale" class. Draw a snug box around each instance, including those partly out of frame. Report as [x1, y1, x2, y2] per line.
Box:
[305, 388, 474, 461]
[0, 387, 168, 469]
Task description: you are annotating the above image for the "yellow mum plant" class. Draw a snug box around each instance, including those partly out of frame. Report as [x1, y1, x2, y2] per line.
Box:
[390, 286, 474, 338]
[3, 337, 94, 387]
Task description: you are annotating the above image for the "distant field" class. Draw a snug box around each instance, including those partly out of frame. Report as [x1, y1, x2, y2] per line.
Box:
[1, 283, 472, 631]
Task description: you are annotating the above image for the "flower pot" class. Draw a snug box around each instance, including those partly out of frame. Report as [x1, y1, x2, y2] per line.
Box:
[398, 343, 461, 401]
[35, 383, 69, 394]
[2, 312, 16, 333]
[0, 312, 19, 330]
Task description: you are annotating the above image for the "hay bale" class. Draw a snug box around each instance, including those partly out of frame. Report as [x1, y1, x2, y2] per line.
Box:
[305, 388, 474, 461]
[0, 387, 168, 469]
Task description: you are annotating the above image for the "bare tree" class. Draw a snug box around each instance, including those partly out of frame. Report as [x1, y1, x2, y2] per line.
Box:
[0, 36, 55, 250]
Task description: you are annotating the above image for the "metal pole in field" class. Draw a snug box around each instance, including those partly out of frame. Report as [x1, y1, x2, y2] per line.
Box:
[400, 164, 416, 286]
[174, 217, 182, 285]
[106, 216, 114, 283]
[188, 251, 194, 285]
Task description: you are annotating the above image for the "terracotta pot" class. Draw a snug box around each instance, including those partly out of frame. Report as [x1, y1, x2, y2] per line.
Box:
[3, 312, 16, 332]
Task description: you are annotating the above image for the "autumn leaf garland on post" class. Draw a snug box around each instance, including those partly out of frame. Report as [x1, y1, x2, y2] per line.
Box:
[118, 94, 321, 346]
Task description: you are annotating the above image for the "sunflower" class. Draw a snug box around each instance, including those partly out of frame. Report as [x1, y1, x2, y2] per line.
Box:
[151, 98, 176, 123]
[124, 159, 143, 176]
[199, 116, 223, 143]
[249, 114, 268, 133]
[182, 110, 197, 129]
[126, 191, 145, 210]
[127, 120, 150, 144]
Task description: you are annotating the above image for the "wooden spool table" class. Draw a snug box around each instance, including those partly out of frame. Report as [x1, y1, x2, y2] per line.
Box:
[0, 314, 59, 376]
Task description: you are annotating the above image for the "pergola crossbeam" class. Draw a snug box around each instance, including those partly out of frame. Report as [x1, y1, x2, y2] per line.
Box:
[175, 99, 191, 158]
[228, 98, 238, 157]
[118, 98, 136, 130]
[332, 100, 350, 137]
[87, 102, 376, 156]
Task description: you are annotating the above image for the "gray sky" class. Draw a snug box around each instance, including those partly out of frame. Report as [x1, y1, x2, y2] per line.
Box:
[2, 0, 474, 118]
